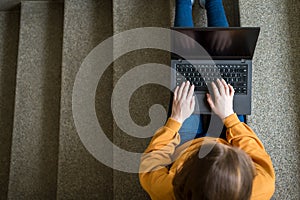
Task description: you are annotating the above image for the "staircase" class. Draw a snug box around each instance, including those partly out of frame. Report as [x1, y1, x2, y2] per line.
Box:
[3, 0, 295, 199]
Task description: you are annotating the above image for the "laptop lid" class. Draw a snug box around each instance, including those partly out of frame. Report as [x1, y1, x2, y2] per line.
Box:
[171, 27, 260, 60]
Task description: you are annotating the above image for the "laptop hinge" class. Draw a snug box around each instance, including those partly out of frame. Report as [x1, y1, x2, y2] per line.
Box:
[241, 59, 246, 63]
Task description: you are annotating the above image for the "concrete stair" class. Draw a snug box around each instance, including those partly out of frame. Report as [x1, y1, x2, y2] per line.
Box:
[112, 1, 172, 199]
[0, 0, 241, 199]
[56, 0, 114, 199]
[7, 1, 63, 199]
[0, 10, 20, 200]
[2, 0, 299, 199]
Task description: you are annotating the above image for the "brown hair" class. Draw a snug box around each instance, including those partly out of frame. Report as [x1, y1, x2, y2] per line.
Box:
[173, 142, 255, 200]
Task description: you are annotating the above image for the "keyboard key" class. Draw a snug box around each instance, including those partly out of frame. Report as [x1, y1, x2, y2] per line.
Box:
[175, 63, 248, 94]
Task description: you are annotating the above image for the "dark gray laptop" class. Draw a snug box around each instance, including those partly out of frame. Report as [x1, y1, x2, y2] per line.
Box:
[171, 27, 260, 115]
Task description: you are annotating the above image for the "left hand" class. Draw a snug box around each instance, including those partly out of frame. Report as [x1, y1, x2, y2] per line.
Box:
[171, 81, 195, 123]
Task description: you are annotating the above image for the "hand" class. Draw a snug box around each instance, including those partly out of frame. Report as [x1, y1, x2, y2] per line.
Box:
[206, 79, 234, 120]
[171, 81, 195, 123]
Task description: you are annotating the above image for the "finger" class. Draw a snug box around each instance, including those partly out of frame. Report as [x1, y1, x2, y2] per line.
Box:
[187, 84, 195, 102]
[177, 82, 185, 99]
[173, 86, 178, 100]
[228, 84, 235, 96]
[216, 79, 225, 96]
[180, 81, 190, 101]
[221, 79, 229, 96]
[211, 81, 220, 97]
[190, 96, 196, 111]
[206, 93, 215, 110]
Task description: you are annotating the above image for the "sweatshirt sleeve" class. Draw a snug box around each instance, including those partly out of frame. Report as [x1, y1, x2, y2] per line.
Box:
[139, 118, 181, 200]
[224, 113, 275, 200]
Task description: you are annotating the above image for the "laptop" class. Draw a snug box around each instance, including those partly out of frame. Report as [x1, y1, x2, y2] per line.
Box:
[171, 27, 260, 115]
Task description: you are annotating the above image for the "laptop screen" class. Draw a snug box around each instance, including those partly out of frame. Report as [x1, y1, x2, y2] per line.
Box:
[171, 27, 260, 60]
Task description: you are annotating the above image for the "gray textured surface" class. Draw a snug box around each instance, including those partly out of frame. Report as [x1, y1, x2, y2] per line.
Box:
[113, 1, 171, 199]
[0, 11, 19, 199]
[239, 0, 300, 199]
[223, 0, 240, 26]
[7, 2, 63, 199]
[56, 0, 114, 199]
[0, 0, 21, 10]
[0, 0, 63, 11]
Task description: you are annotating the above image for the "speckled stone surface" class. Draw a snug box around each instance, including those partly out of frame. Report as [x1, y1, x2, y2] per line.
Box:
[7, 2, 63, 199]
[239, 0, 300, 199]
[0, 0, 64, 11]
[0, 11, 19, 199]
[223, 0, 240, 26]
[56, 0, 114, 199]
[112, 1, 171, 199]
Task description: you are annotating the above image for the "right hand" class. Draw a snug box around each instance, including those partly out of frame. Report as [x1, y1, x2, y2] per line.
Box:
[206, 79, 234, 120]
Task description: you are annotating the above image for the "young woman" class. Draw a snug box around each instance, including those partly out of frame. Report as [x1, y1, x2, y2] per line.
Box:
[139, 1, 275, 199]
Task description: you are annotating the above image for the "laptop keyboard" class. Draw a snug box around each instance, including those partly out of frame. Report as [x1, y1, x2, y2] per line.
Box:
[175, 64, 248, 94]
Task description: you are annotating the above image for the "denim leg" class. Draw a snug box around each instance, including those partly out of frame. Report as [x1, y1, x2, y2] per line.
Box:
[175, 0, 194, 27]
[178, 114, 203, 145]
[237, 115, 245, 123]
[206, 0, 229, 27]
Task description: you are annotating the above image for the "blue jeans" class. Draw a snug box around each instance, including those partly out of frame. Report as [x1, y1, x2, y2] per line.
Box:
[179, 114, 245, 145]
[174, 0, 243, 145]
[175, 0, 229, 27]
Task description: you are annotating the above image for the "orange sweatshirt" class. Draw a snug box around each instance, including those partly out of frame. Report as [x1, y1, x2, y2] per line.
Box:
[139, 113, 275, 200]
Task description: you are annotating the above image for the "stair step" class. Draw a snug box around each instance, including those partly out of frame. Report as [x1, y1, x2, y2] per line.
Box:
[0, 10, 20, 199]
[223, 0, 241, 26]
[112, 0, 171, 199]
[56, 0, 114, 198]
[0, 1, 20, 11]
[7, 2, 63, 199]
